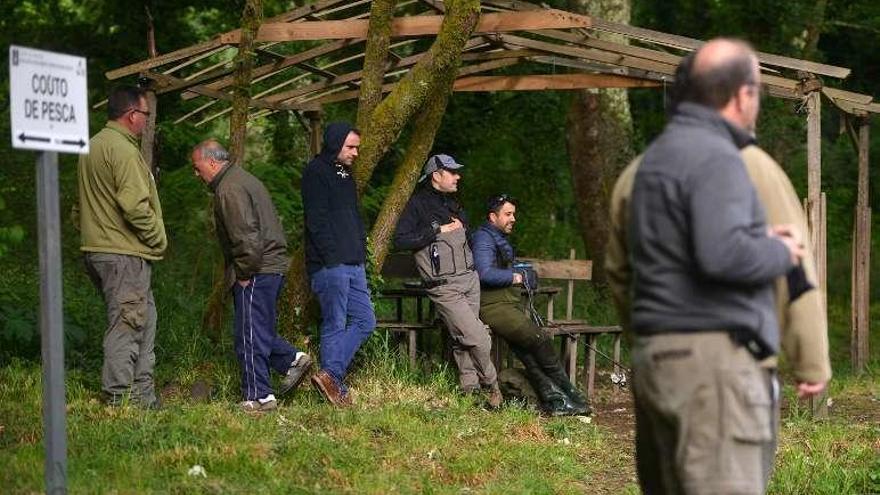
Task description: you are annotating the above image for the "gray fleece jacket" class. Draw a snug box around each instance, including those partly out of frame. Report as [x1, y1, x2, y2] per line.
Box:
[627, 102, 794, 357]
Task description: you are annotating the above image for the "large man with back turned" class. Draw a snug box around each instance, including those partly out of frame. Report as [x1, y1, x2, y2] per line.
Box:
[622, 39, 809, 494]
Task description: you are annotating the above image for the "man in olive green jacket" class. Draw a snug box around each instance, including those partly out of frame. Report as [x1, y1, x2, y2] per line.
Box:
[77, 86, 166, 408]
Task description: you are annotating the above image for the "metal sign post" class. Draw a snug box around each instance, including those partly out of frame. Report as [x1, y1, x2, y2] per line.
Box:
[10, 44, 90, 495]
[36, 150, 67, 494]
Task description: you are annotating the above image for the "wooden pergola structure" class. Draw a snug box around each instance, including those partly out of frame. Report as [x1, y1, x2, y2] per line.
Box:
[106, 0, 876, 372]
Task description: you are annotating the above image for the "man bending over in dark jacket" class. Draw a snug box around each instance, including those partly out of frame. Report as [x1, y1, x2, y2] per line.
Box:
[191, 140, 312, 413]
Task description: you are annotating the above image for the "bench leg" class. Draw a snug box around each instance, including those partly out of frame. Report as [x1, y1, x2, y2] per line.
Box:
[566, 335, 578, 383]
[583, 334, 597, 401]
[612, 334, 622, 395]
[408, 329, 417, 367]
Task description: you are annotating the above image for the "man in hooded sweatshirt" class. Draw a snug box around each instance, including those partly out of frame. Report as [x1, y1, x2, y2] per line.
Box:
[302, 122, 376, 406]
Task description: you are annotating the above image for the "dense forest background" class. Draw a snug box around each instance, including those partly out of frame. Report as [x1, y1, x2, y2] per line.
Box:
[0, 0, 877, 375]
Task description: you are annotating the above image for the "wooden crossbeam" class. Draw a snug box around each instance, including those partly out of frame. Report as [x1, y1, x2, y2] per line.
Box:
[144, 72, 297, 111]
[265, 46, 533, 106]
[218, 10, 592, 43]
[105, 0, 354, 80]
[453, 73, 661, 91]
[181, 39, 362, 100]
[480, 0, 851, 79]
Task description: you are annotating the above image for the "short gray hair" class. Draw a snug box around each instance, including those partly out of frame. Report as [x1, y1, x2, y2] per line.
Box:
[193, 139, 230, 163]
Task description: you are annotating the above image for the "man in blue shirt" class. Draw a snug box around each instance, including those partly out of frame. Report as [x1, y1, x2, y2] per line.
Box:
[472, 195, 589, 416]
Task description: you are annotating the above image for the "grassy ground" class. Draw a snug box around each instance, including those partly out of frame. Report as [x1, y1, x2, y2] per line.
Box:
[1, 341, 878, 494]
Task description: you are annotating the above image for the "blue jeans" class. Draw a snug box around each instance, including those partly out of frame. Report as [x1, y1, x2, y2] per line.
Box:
[310, 264, 376, 390]
[232, 273, 299, 400]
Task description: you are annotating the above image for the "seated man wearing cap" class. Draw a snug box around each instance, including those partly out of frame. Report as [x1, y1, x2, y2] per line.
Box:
[394, 154, 502, 408]
[472, 195, 589, 416]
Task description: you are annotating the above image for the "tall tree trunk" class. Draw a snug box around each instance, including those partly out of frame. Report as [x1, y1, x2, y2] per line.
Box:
[279, 0, 481, 334]
[369, 69, 458, 270]
[229, 0, 263, 166]
[565, 0, 633, 285]
[203, 0, 263, 334]
[353, 0, 481, 193]
[357, 0, 397, 131]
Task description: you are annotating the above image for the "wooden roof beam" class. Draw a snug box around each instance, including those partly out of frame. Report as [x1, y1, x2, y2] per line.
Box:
[453, 73, 662, 91]
[105, 0, 356, 80]
[218, 10, 592, 43]
[181, 38, 363, 100]
[479, 0, 851, 79]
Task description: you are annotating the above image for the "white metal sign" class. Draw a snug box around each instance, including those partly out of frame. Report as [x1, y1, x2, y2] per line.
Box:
[9, 45, 89, 154]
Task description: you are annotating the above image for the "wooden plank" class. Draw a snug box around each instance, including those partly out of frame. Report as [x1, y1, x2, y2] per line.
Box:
[851, 118, 871, 373]
[266, 45, 525, 104]
[144, 71, 297, 111]
[453, 73, 660, 91]
[524, 258, 592, 281]
[296, 57, 522, 107]
[480, 0, 851, 78]
[182, 39, 362, 100]
[106, 0, 354, 80]
[219, 10, 592, 43]
[499, 33, 677, 76]
[806, 90, 822, 269]
[584, 334, 597, 400]
[820, 86, 873, 104]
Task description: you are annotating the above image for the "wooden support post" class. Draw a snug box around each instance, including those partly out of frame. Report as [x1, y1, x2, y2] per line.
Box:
[141, 7, 159, 178]
[582, 334, 597, 400]
[805, 90, 826, 303]
[851, 117, 871, 373]
[306, 108, 324, 157]
[612, 333, 622, 396]
[805, 90, 829, 418]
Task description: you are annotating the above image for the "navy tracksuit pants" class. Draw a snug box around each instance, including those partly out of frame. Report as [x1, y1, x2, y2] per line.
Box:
[232, 273, 299, 401]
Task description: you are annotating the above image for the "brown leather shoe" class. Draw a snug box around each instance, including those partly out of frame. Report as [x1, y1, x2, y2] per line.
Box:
[486, 383, 503, 409]
[311, 370, 348, 407]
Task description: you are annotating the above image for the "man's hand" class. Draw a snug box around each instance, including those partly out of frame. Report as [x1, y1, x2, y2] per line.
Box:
[238, 279, 251, 288]
[440, 218, 463, 233]
[796, 381, 827, 399]
[512, 272, 523, 285]
[769, 224, 805, 266]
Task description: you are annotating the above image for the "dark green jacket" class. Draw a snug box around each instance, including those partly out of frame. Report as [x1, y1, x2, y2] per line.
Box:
[210, 164, 289, 288]
[76, 121, 166, 260]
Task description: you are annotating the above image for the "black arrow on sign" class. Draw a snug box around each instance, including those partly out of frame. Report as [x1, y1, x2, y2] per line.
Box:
[60, 138, 86, 148]
[18, 132, 51, 143]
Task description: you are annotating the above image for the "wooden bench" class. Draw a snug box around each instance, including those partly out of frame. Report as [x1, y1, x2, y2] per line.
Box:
[376, 251, 623, 400]
[525, 250, 623, 399]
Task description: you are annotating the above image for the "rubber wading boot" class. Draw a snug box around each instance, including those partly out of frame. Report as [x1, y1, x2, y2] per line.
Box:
[518, 351, 583, 416]
[534, 340, 591, 414]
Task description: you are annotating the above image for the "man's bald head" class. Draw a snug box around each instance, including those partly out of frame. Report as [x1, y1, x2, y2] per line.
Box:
[675, 38, 762, 132]
[680, 38, 759, 110]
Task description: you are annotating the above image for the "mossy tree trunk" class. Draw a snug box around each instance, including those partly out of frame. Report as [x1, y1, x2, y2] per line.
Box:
[353, 0, 481, 194]
[228, 0, 263, 166]
[279, 0, 480, 334]
[369, 69, 457, 269]
[203, 0, 263, 334]
[356, 0, 397, 130]
[565, 0, 633, 285]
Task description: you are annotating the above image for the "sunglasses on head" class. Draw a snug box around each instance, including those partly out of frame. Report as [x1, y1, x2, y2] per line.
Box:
[487, 193, 514, 212]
